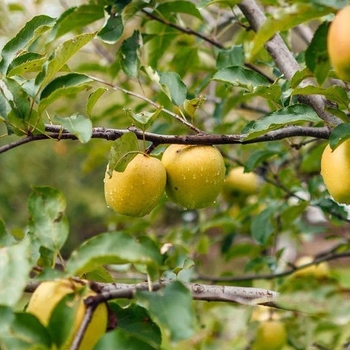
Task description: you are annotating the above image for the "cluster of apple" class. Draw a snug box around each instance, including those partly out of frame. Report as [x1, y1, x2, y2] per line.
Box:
[104, 144, 226, 217]
[320, 6, 350, 205]
[26, 279, 108, 350]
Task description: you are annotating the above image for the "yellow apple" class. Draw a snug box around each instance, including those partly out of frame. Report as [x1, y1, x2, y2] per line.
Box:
[320, 140, 350, 204]
[293, 256, 329, 278]
[104, 153, 167, 217]
[328, 6, 350, 81]
[252, 320, 287, 350]
[26, 279, 108, 350]
[161, 144, 225, 209]
[222, 166, 259, 202]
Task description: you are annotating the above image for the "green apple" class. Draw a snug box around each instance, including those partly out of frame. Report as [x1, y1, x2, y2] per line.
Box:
[328, 5, 350, 81]
[222, 166, 259, 203]
[161, 144, 225, 209]
[104, 153, 167, 217]
[26, 279, 108, 350]
[321, 140, 350, 204]
[252, 320, 287, 350]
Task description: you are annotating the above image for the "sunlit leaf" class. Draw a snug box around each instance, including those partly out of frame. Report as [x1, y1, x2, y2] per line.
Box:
[0, 15, 56, 73]
[53, 114, 92, 144]
[28, 186, 69, 252]
[75, 264, 115, 283]
[86, 87, 107, 117]
[36, 32, 96, 89]
[39, 73, 92, 115]
[98, 14, 124, 44]
[242, 104, 322, 140]
[7, 52, 46, 77]
[124, 106, 162, 130]
[66, 232, 162, 275]
[107, 132, 139, 175]
[53, 4, 104, 39]
[136, 281, 195, 342]
[159, 71, 187, 106]
[0, 239, 31, 307]
[247, 3, 331, 60]
[292, 85, 349, 108]
[213, 66, 270, 89]
[120, 30, 141, 78]
[329, 123, 350, 150]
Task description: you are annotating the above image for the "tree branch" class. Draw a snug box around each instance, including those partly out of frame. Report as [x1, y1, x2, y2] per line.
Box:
[0, 124, 330, 154]
[196, 249, 350, 283]
[238, 0, 343, 127]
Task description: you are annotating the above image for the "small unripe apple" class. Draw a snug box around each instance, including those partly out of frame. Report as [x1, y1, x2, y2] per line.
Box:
[161, 144, 225, 209]
[293, 256, 329, 278]
[104, 153, 167, 217]
[320, 140, 350, 204]
[328, 6, 350, 80]
[26, 279, 108, 350]
[252, 320, 287, 350]
[222, 166, 259, 202]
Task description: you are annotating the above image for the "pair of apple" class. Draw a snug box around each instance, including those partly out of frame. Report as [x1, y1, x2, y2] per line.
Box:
[104, 144, 226, 217]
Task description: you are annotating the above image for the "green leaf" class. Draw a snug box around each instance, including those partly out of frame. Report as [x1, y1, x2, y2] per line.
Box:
[28, 186, 69, 252]
[75, 265, 115, 283]
[245, 150, 277, 172]
[53, 4, 104, 39]
[329, 123, 350, 150]
[200, 0, 241, 8]
[247, 3, 331, 60]
[53, 114, 93, 144]
[0, 306, 13, 334]
[96, 329, 159, 350]
[183, 96, 206, 118]
[159, 71, 187, 106]
[36, 32, 96, 90]
[242, 104, 322, 140]
[39, 73, 93, 115]
[144, 20, 178, 67]
[120, 31, 141, 78]
[97, 14, 124, 44]
[5, 77, 31, 121]
[107, 132, 139, 175]
[86, 87, 107, 117]
[7, 52, 46, 77]
[0, 15, 56, 73]
[9, 312, 51, 348]
[0, 218, 16, 247]
[216, 45, 244, 70]
[136, 281, 195, 342]
[108, 303, 162, 349]
[292, 85, 349, 107]
[124, 106, 162, 131]
[305, 22, 331, 85]
[251, 207, 275, 245]
[48, 294, 78, 348]
[213, 66, 270, 89]
[0, 239, 31, 307]
[66, 232, 162, 275]
[156, 1, 202, 20]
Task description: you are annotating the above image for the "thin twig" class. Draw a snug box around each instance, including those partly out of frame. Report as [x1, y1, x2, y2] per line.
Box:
[88, 75, 203, 133]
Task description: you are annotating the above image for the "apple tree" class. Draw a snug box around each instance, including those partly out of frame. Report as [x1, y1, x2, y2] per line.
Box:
[1, 0, 350, 349]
